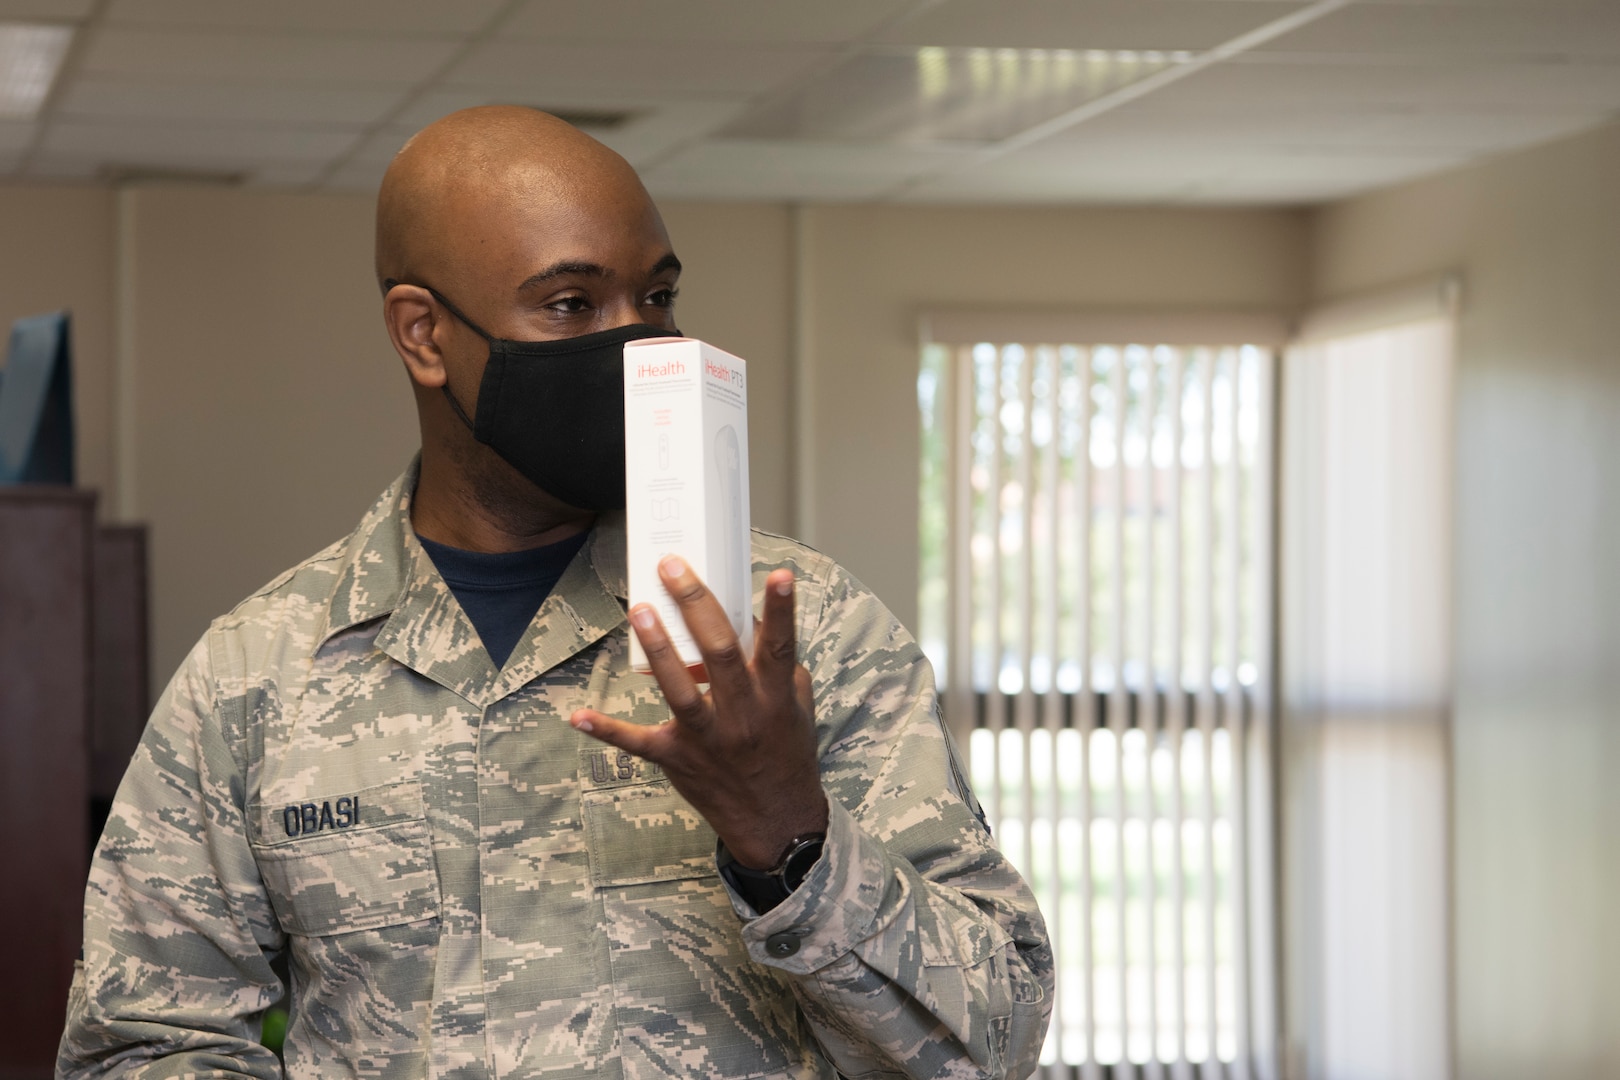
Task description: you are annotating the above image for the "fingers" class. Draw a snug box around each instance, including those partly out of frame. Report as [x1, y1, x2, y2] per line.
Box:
[753, 569, 799, 680]
[627, 603, 709, 725]
[570, 709, 673, 761]
[793, 664, 814, 712]
[657, 556, 754, 705]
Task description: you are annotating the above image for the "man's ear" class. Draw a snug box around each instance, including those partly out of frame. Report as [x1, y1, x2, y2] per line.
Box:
[383, 284, 448, 389]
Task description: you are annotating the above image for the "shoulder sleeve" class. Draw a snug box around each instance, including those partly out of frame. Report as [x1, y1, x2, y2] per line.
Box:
[57, 630, 285, 1079]
[735, 558, 1055, 1080]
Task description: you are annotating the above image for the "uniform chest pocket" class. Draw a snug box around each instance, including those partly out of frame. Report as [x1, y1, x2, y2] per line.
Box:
[250, 779, 440, 937]
[582, 779, 717, 888]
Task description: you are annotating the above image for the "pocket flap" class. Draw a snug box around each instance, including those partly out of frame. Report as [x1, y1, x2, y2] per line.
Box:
[250, 780, 439, 937]
[583, 780, 717, 888]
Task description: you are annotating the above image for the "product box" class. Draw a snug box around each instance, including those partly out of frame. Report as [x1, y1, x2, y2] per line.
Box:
[623, 338, 752, 673]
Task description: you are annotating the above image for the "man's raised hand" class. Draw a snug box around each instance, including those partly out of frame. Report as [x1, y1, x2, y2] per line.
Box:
[571, 557, 828, 869]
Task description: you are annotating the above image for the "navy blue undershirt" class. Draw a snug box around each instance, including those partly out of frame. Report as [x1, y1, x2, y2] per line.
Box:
[416, 530, 589, 668]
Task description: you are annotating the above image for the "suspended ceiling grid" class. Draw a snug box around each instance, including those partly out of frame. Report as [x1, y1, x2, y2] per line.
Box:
[0, 0, 1617, 205]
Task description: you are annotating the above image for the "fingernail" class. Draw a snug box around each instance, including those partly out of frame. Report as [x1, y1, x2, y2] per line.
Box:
[774, 578, 793, 597]
[570, 713, 594, 733]
[660, 555, 689, 577]
[631, 606, 656, 630]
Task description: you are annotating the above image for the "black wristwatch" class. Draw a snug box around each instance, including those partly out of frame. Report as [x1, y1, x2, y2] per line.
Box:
[716, 833, 825, 914]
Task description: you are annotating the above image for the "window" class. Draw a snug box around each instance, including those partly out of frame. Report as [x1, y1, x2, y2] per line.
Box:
[918, 315, 1282, 1077]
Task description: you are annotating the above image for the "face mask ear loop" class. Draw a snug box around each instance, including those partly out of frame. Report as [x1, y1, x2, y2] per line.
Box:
[440, 381, 479, 434]
[393, 281, 495, 436]
[417, 286, 492, 433]
[421, 286, 496, 344]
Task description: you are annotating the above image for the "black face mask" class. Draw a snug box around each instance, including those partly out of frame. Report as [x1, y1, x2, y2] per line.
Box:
[395, 282, 676, 511]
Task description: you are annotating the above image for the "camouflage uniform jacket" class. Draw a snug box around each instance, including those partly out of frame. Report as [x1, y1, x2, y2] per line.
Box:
[59, 464, 1053, 1080]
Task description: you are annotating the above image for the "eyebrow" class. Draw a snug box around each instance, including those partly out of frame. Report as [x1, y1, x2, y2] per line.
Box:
[516, 253, 682, 294]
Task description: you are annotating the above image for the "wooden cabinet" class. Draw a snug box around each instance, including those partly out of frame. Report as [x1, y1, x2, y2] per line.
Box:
[0, 489, 148, 1080]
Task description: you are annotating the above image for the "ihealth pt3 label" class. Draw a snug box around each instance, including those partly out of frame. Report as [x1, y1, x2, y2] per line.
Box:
[623, 338, 752, 673]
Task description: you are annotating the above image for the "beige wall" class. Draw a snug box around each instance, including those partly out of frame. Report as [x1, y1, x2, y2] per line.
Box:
[0, 186, 116, 501]
[1310, 119, 1620, 1079]
[656, 201, 795, 536]
[125, 188, 418, 682]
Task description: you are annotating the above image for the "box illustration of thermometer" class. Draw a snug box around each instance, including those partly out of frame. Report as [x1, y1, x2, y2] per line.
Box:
[623, 337, 752, 673]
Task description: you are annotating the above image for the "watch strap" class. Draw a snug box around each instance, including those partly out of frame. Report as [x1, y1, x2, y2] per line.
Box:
[716, 833, 825, 914]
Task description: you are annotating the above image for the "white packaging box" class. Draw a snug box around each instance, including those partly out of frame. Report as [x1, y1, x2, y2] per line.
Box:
[623, 338, 752, 673]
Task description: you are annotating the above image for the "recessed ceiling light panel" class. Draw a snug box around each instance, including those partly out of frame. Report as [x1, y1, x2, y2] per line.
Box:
[0, 23, 73, 121]
[726, 46, 1192, 145]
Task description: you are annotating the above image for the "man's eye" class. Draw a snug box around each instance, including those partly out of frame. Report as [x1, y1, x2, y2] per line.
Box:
[646, 287, 679, 309]
[547, 296, 591, 314]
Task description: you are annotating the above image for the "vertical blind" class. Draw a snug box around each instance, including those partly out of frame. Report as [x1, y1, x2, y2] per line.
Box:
[1281, 299, 1455, 1080]
[917, 329, 1278, 1079]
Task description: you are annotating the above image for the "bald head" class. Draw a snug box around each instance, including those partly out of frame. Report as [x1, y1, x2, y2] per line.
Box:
[376, 106, 682, 546]
[376, 106, 662, 299]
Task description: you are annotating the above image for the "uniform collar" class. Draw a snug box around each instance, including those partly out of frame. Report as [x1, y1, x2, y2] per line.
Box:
[319, 459, 631, 707]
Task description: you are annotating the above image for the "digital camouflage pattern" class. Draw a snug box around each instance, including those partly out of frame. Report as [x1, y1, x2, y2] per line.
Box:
[59, 463, 1053, 1080]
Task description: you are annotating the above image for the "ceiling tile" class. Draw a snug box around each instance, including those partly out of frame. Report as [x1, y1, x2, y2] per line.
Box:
[642, 137, 975, 201]
[390, 88, 513, 131]
[323, 157, 388, 193]
[900, 142, 1233, 203]
[0, 118, 34, 152]
[389, 87, 704, 131]
[102, 0, 506, 35]
[653, 138, 976, 179]
[642, 171, 885, 202]
[385, 90, 748, 167]
[876, 0, 1310, 51]
[79, 26, 462, 85]
[1365, 0, 1596, 6]
[1039, 100, 1614, 154]
[56, 78, 408, 126]
[6, 0, 1614, 208]
[1176, 152, 1475, 205]
[1141, 56, 1620, 111]
[594, 102, 753, 167]
[899, 136, 1467, 205]
[1256, 4, 1620, 58]
[0, 0, 93, 18]
[343, 125, 417, 170]
[903, 170, 1199, 205]
[441, 40, 833, 98]
[41, 119, 361, 163]
[344, 125, 413, 166]
[502, 0, 915, 44]
[247, 159, 330, 188]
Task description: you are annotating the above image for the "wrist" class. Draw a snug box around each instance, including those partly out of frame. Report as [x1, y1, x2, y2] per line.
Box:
[716, 831, 826, 915]
[723, 790, 829, 870]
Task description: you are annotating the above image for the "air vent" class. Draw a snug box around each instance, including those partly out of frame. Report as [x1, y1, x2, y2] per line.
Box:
[543, 108, 638, 131]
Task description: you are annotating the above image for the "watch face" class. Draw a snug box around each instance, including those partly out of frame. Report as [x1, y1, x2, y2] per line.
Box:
[781, 837, 825, 891]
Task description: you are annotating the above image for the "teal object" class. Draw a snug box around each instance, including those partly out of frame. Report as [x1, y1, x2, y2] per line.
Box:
[0, 311, 74, 484]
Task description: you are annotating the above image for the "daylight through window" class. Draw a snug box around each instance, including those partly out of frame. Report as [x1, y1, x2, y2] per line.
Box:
[918, 335, 1277, 1078]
